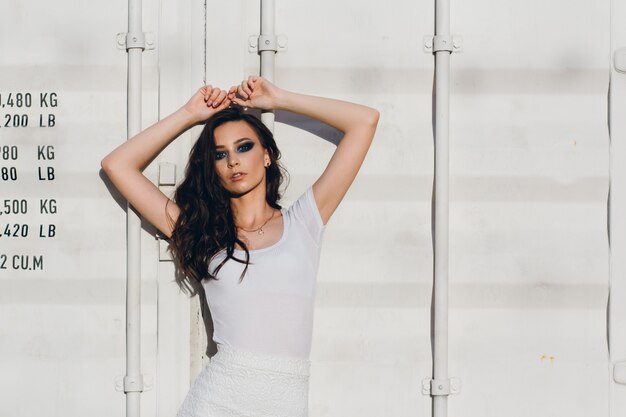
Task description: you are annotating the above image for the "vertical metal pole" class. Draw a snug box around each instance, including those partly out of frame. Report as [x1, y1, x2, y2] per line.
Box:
[125, 0, 144, 416]
[259, 0, 275, 131]
[433, 0, 450, 415]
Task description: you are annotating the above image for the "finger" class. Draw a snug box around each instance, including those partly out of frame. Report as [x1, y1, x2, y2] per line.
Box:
[213, 90, 228, 107]
[231, 97, 244, 106]
[238, 81, 249, 98]
[247, 75, 257, 90]
[241, 80, 252, 98]
[207, 88, 221, 106]
[228, 85, 237, 95]
[211, 87, 222, 101]
[201, 85, 212, 101]
[237, 84, 249, 100]
[227, 86, 239, 101]
[218, 97, 232, 109]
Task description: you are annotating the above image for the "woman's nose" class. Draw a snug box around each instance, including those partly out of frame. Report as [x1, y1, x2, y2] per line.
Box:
[227, 156, 239, 167]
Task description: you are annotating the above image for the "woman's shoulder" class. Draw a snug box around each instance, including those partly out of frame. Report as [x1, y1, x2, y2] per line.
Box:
[283, 185, 325, 245]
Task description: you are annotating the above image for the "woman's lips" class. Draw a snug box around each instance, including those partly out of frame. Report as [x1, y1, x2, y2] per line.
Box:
[231, 172, 246, 181]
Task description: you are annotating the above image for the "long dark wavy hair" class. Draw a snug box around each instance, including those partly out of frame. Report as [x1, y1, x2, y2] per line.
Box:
[166, 106, 288, 296]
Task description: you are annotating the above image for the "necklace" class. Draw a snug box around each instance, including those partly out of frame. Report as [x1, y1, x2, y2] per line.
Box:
[236, 209, 276, 235]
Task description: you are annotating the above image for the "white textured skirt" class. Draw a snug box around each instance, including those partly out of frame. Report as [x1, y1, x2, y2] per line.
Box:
[176, 343, 311, 417]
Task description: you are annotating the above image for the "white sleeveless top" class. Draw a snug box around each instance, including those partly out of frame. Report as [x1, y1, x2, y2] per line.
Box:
[203, 185, 326, 359]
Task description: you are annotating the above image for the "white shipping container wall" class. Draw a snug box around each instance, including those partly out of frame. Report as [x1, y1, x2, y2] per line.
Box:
[1, 1, 623, 417]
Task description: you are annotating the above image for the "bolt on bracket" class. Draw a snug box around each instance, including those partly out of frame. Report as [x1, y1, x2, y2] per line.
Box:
[248, 34, 288, 53]
[422, 377, 462, 396]
[116, 32, 156, 51]
[423, 35, 462, 53]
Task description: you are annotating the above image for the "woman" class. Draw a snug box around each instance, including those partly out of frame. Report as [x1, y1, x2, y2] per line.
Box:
[101, 75, 379, 417]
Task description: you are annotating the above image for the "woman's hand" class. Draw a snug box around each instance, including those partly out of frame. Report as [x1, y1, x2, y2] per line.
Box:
[228, 76, 282, 110]
[182, 85, 231, 124]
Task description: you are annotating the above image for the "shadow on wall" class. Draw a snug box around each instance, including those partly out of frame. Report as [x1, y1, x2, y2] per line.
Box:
[99, 168, 161, 237]
[184, 276, 218, 359]
[238, 108, 343, 146]
[276, 109, 343, 145]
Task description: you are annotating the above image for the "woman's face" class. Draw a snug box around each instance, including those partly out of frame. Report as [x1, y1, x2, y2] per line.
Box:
[213, 120, 271, 196]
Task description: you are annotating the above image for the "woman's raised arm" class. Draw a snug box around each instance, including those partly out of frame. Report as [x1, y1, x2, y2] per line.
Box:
[101, 86, 230, 238]
[229, 76, 379, 225]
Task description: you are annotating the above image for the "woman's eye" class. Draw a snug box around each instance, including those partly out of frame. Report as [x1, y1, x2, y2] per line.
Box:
[238, 143, 253, 152]
[215, 143, 252, 160]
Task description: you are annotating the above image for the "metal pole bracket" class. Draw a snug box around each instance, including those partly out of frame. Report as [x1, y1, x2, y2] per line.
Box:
[421, 377, 462, 396]
[248, 34, 288, 53]
[423, 35, 462, 53]
[116, 32, 156, 51]
[115, 374, 153, 392]
[614, 48, 626, 73]
[614, 360, 626, 384]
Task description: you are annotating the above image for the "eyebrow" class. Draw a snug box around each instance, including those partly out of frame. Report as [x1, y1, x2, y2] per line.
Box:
[215, 137, 254, 150]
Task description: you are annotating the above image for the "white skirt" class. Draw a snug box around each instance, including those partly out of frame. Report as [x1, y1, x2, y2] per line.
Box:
[176, 343, 311, 417]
